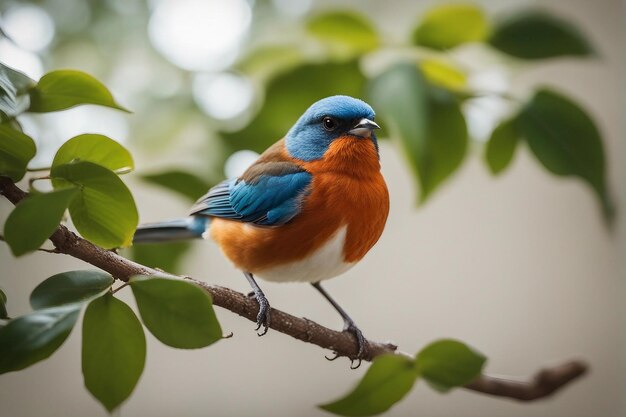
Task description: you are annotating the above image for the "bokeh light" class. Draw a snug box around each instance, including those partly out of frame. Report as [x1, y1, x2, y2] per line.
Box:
[224, 149, 260, 178]
[46, 0, 90, 34]
[271, 0, 312, 17]
[51, 107, 130, 144]
[468, 67, 510, 94]
[109, 47, 184, 102]
[148, 0, 252, 71]
[463, 67, 511, 141]
[463, 96, 510, 142]
[25, 108, 130, 168]
[1, 5, 55, 52]
[193, 72, 254, 121]
[0, 39, 44, 78]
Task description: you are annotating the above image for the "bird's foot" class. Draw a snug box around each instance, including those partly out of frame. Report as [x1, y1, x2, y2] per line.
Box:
[343, 320, 367, 369]
[252, 292, 271, 336]
[324, 321, 367, 369]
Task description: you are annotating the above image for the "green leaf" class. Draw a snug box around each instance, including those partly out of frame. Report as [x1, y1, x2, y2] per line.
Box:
[0, 123, 36, 181]
[222, 60, 366, 153]
[82, 293, 145, 412]
[517, 88, 612, 222]
[412, 4, 489, 50]
[4, 187, 77, 256]
[28, 70, 129, 113]
[52, 134, 134, 174]
[419, 59, 467, 92]
[0, 304, 80, 374]
[131, 241, 192, 274]
[319, 355, 418, 416]
[369, 62, 427, 163]
[0, 62, 35, 120]
[51, 161, 139, 248]
[307, 11, 379, 54]
[235, 45, 304, 82]
[485, 118, 520, 175]
[368, 63, 467, 202]
[141, 170, 212, 202]
[30, 270, 114, 310]
[412, 89, 468, 202]
[489, 11, 594, 59]
[130, 277, 222, 349]
[0, 288, 8, 319]
[416, 339, 486, 392]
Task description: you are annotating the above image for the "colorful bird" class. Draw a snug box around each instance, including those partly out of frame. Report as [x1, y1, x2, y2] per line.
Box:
[134, 95, 389, 363]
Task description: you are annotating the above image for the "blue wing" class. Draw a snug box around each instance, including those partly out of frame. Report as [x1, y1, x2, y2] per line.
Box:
[190, 170, 312, 226]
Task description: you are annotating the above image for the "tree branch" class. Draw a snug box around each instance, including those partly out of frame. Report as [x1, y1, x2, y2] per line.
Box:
[465, 360, 588, 401]
[0, 176, 588, 401]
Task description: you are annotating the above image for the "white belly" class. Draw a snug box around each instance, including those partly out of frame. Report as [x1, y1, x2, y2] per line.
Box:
[255, 226, 355, 283]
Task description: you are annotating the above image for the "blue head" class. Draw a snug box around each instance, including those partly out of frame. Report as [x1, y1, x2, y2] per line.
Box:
[285, 95, 380, 161]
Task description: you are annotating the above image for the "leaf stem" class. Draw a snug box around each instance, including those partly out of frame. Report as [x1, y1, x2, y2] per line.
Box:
[468, 90, 524, 103]
[28, 175, 51, 190]
[111, 282, 130, 294]
[37, 247, 59, 254]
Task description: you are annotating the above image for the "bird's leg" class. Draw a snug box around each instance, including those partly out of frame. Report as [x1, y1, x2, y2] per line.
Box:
[312, 282, 366, 367]
[244, 272, 271, 336]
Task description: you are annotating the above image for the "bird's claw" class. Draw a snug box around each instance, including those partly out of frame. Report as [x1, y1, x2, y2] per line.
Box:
[325, 349, 363, 369]
[344, 320, 367, 367]
[323, 322, 367, 368]
[253, 293, 271, 336]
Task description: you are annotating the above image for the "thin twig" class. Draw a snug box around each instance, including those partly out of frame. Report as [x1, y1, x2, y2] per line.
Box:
[28, 175, 51, 190]
[111, 282, 130, 294]
[466, 90, 524, 103]
[37, 247, 59, 254]
[0, 176, 589, 401]
[465, 360, 588, 401]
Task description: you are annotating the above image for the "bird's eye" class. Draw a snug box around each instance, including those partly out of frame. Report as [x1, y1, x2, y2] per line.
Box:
[322, 117, 337, 131]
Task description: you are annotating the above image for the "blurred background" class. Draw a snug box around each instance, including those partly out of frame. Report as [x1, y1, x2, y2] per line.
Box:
[0, 0, 624, 416]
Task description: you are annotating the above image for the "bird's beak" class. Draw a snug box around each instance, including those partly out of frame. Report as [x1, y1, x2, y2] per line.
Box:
[348, 118, 380, 138]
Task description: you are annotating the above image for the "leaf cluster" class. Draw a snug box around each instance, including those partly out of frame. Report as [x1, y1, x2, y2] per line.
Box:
[321, 340, 486, 416]
[226, 4, 611, 223]
[0, 271, 221, 411]
[0, 66, 221, 412]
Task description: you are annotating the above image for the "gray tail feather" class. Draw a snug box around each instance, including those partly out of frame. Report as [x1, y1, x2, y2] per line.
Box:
[133, 217, 209, 244]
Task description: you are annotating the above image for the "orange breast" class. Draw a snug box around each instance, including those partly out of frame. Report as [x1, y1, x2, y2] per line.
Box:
[210, 136, 389, 274]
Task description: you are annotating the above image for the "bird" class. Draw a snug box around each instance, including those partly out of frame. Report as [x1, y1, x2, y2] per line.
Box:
[133, 95, 389, 364]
